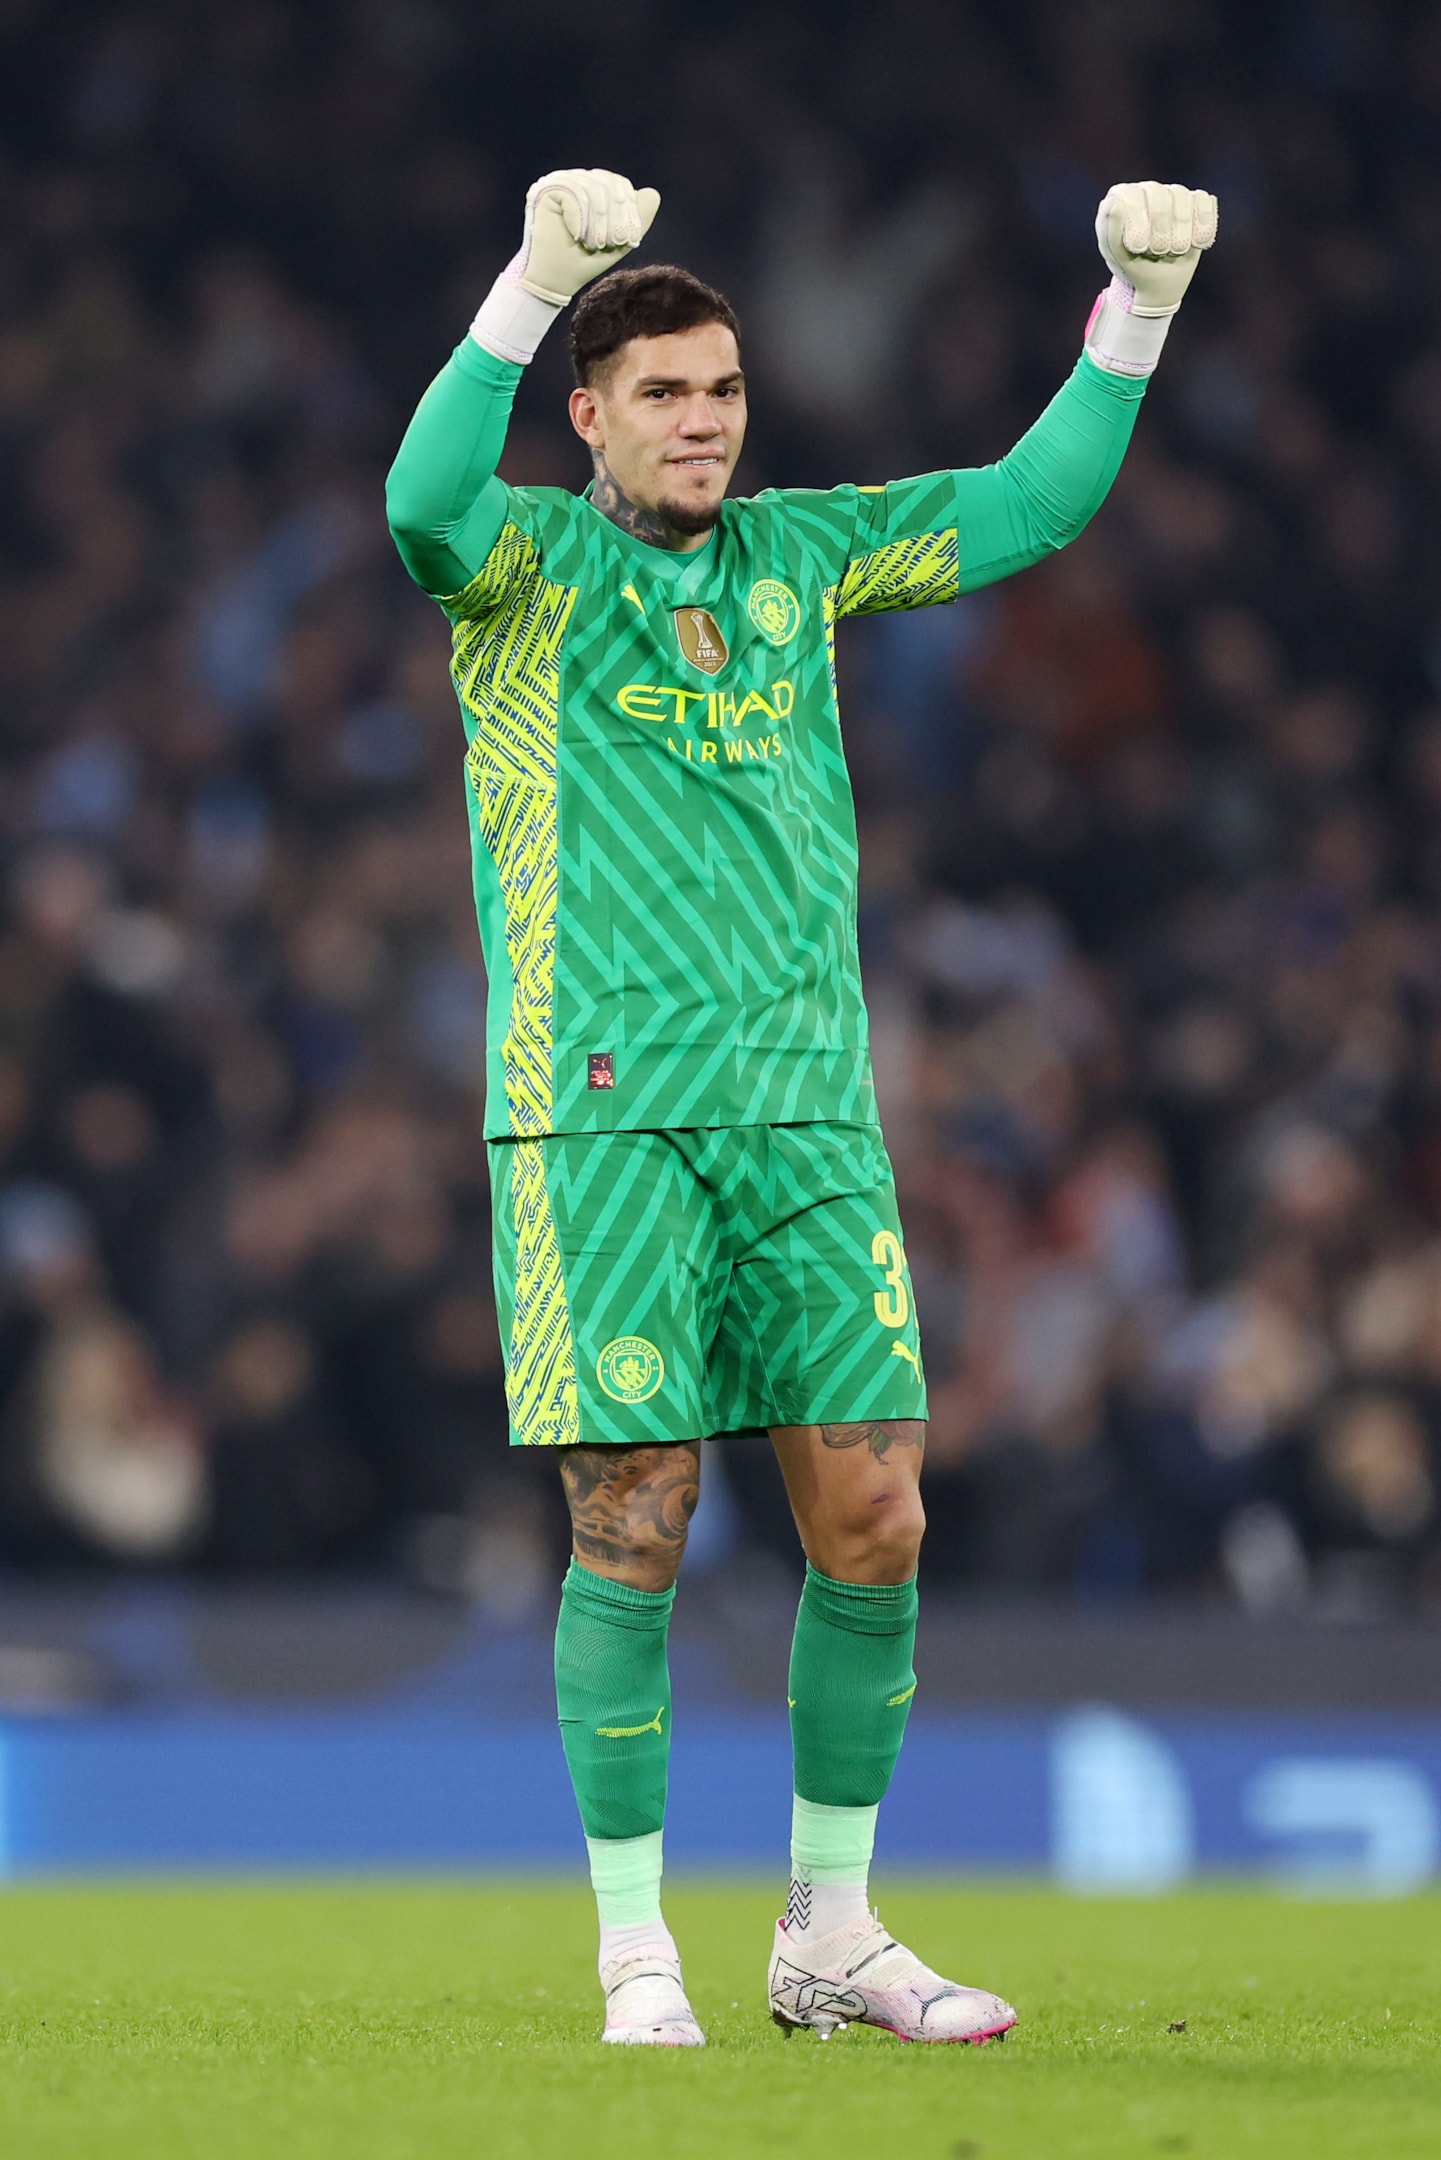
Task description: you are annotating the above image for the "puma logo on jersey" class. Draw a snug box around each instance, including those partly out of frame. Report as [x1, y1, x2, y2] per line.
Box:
[891, 1341, 921, 1371]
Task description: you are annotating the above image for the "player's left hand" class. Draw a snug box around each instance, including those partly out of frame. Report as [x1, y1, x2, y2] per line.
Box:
[516, 169, 662, 307]
[1096, 182, 1218, 317]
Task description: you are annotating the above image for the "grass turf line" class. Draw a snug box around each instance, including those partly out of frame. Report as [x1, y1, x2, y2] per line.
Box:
[0, 1882, 1436, 2159]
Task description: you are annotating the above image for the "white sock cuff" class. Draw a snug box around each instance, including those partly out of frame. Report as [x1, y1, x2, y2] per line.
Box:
[469, 269, 562, 366]
[586, 1829, 665, 1928]
[790, 1795, 880, 1885]
[1083, 279, 1173, 378]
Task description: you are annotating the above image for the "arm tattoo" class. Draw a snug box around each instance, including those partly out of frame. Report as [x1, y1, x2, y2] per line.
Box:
[591, 454, 683, 551]
[818, 1419, 925, 1460]
[559, 1441, 701, 1576]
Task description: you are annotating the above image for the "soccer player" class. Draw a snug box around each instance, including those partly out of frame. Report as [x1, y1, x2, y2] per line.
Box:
[386, 170, 1216, 2045]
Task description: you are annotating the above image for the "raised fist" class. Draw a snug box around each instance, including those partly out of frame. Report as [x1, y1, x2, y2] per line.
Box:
[1096, 182, 1219, 317]
[514, 169, 662, 307]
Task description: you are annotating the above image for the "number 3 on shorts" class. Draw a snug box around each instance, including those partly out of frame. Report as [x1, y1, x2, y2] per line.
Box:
[870, 1230, 910, 1329]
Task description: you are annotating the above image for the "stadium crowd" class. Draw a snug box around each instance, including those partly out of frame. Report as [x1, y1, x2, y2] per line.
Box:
[1, 0, 1440, 1614]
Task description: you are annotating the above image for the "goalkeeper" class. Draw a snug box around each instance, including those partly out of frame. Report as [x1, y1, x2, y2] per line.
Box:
[386, 171, 1216, 2046]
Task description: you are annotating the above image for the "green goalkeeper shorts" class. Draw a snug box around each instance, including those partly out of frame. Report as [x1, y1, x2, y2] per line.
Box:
[488, 1121, 926, 1448]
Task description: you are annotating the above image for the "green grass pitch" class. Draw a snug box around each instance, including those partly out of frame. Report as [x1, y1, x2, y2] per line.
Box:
[0, 1881, 1436, 2158]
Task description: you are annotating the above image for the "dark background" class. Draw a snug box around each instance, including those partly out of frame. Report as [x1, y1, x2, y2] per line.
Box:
[1, 0, 1439, 1623]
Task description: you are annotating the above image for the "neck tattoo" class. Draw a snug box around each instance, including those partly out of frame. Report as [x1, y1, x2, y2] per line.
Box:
[591, 455, 688, 551]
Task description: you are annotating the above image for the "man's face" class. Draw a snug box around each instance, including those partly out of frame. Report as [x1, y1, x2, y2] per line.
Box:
[569, 322, 747, 537]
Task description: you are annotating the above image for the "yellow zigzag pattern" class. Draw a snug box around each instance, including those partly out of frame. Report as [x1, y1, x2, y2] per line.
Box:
[449, 527, 580, 1445]
[834, 527, 960, 617]
[822, 526, 959, 695]
[451, 524, 576, 1135]
[506, 1139, 580, 1446]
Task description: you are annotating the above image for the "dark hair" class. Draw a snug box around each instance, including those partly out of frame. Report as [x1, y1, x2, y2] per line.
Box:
[569, 263, 741, 386]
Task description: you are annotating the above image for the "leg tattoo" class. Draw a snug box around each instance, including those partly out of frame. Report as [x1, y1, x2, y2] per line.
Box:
[559, 1442, 701, 1587]
[817, 1420, 925, 1461]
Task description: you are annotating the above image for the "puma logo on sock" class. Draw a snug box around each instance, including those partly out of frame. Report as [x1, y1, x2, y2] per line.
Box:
[596, 1706, 666, 1739]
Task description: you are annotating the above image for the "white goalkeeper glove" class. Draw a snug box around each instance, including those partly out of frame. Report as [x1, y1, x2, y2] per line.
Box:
[1084, 181, 1218, 378]
[470, 169, 661, 365]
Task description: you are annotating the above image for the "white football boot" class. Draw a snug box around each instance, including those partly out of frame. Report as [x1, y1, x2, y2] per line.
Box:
[600, 1943, 706, 2046]
[768, 1911, 1016, 2044]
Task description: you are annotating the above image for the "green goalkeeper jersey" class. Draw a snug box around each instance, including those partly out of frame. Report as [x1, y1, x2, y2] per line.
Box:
[387, 341, 1145, 1140]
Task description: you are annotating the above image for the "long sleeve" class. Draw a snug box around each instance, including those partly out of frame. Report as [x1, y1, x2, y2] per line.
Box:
[953, 350, 1145, 594]
[385, 339, 524, 598]
[775, 350, 1147, 619]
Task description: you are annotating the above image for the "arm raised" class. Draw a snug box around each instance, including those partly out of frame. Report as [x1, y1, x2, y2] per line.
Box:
[954, 179, 1219, 592]
[385, 169, 659, 596]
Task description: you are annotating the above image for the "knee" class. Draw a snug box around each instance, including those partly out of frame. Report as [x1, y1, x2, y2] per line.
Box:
[560, 1444, 700, 1593]
[868, 1486, 926, 1580]
[608, 1493, 694, 1592]
[816, 1487, 925, 1585]
[575, 1485, 695, 1593]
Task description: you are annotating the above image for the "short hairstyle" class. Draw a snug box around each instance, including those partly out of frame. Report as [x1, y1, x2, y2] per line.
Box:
[569, 263, 741, 387]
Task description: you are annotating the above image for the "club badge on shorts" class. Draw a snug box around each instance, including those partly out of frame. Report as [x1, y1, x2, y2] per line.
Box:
[675, 607, 729, 675]
[596, 1336, 665, 1403]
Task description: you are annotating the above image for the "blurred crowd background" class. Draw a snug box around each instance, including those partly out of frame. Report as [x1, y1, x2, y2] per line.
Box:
[1, 0, 1440, 1616]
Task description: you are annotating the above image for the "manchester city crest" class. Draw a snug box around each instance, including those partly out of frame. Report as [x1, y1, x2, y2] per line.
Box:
[747, 579, 801, 646]
[596, 1336, 665, 1403]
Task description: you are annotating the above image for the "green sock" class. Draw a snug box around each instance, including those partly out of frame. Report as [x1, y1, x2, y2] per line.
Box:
[788, 1563, 919, 1806]
[784, 1567, 917, 1938]
[555, 1560, 674, 1841]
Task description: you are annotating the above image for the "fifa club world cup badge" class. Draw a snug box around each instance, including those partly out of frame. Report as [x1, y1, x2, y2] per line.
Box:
[587, 1052, 615, 1089]
[675, 607, 729, 675]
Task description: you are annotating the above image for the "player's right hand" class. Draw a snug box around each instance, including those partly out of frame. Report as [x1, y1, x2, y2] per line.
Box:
[515, 170, 661, 307]
[1095, 181, 1218, 317]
